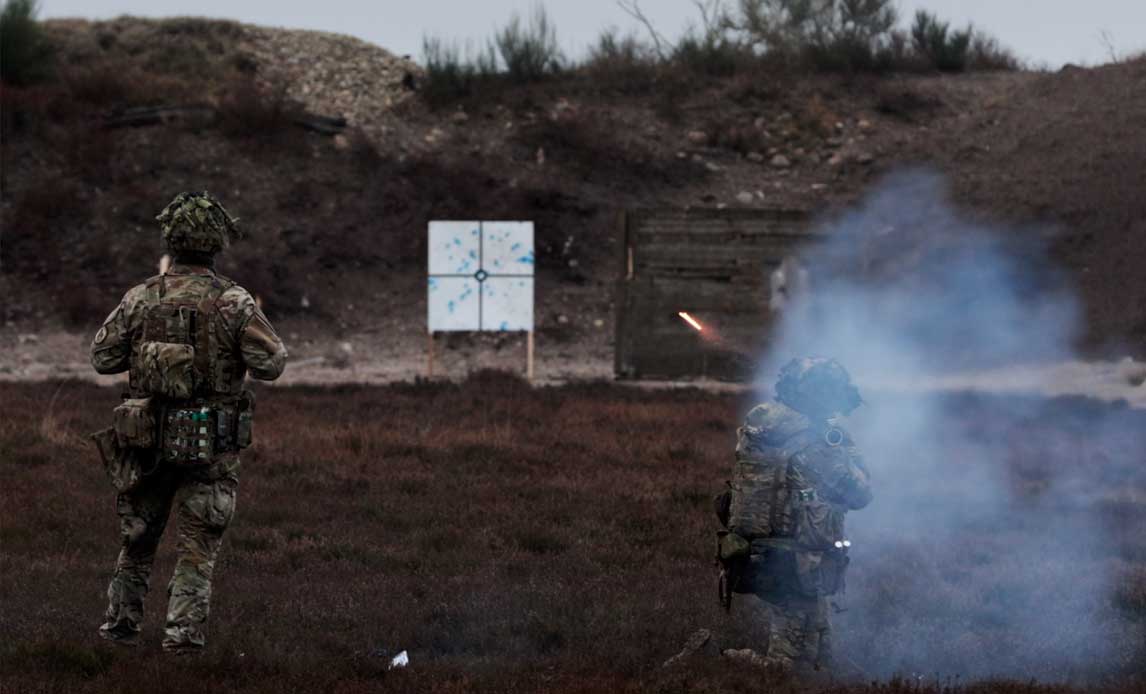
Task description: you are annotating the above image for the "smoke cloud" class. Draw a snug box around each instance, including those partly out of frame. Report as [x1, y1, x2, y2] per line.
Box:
[752, 170, 1145, 680]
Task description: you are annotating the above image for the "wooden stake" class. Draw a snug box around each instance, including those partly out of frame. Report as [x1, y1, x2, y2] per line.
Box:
[526, 330, 535, 382]
[427, 331, 435, 378]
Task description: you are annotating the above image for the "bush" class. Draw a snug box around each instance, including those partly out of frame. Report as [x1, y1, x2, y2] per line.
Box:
[493, 4, 564, 82]
[583, 28, 658, 87]
[910, 10, 972, 72]
[0, 0, 53, 85]
[419, 36, 497, 105]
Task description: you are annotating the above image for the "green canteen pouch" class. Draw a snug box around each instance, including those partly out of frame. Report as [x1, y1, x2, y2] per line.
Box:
[113, 397, 156, 448]
[134, 341, 196, 399]
[717, 530, 752, 563]
[90, 427, 143, 493]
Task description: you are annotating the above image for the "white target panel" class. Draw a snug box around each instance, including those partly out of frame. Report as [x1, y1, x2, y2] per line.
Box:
[428, 221, 534, 332]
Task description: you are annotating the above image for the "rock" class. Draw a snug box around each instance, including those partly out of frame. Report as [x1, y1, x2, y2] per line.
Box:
[557, 314, 569, 325]
[593, 319, 604, 329]
[828, 154, 844, 167]
[722, 648, 767, 667]
[770, 154, 791, 169]
[300, 296, 310, 308]
[736, 191, 754, 204]
[857, 151, 875, 165]
[332, 134, 349, 150]
[810, 183, 828, 191]
[676, 151, 688, 159]
[663, 629, 713, 668]
[746, 151, 765, 163]
[451, 109, 469, 124]
[17, 334, 39, 345]
[686, 130, 708, 145]
[858, 118, 873, 132]
[705, 161, 722, 172]
[536, 147, 545, 166]
[423, 127, 444, 144]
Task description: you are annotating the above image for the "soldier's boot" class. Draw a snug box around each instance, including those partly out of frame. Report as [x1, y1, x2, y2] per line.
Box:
[162, 479, 233, 653]
[100, 487, 171, 645]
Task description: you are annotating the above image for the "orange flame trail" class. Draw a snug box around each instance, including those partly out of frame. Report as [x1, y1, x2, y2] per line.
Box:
[678, 311, 704, 332]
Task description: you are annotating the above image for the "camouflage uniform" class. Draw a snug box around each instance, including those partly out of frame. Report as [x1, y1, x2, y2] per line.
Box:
[91, 192, 287, 652]
[721, 358, 872, 671]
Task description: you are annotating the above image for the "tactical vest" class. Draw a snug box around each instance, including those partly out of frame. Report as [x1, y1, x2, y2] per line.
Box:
[126, 272, 252, 465]
[129, 272, 236, 401]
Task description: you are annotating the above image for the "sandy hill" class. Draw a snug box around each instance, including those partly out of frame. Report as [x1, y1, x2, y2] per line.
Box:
[2, 17, 1143, 373]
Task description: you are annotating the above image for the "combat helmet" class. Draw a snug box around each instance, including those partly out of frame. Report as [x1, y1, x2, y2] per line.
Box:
[774, 356, 861, 418]
[156, 191, 241, 255]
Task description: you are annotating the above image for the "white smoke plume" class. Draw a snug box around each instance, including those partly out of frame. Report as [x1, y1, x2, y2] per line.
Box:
[752, 170, 1145, 680]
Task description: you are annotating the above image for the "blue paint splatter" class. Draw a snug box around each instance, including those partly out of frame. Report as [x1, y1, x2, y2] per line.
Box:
[499, 321, 509, 330]
[448, 301, 455, 313]
[469, 250, 477, 260]
[511, 243, 521, 251]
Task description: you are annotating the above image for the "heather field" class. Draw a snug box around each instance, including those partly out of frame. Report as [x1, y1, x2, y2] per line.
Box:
[1, 374, 1143, 693]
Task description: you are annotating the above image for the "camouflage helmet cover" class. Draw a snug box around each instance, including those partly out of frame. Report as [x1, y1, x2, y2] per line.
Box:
[774, 356, 862, 417]
[156, 191, 241, 254]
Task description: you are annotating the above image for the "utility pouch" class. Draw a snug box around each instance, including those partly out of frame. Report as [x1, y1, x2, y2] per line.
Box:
[162, 407, 215, 465]
[716, 530, 752, 563]
[90, 426, 143, 493]
[112, 398, 156, 448]
[793, 491, 846, 551]
[236, 411, 253, 449]
[133, 341, 196, 399]
[794, 549, 849, 598]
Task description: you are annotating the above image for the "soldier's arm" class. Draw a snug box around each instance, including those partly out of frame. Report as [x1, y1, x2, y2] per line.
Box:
[223, 288, 287, 381]
[90, 287, 143, 374]
[807, 437, 873, 511]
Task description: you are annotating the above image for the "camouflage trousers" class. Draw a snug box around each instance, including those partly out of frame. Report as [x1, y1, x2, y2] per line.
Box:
[99, 452, 239, 651]
[735, 590, 832, 671]
[728, 550, 833, 671]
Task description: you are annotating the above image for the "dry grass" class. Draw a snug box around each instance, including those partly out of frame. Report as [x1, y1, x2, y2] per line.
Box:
[1, 375, 1143, 693]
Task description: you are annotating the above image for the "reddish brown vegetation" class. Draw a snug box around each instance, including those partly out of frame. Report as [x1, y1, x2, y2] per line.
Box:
[1, 376, 1143, 693]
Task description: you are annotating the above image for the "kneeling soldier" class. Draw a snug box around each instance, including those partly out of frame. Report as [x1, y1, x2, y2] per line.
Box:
[715, 357, 872, 671]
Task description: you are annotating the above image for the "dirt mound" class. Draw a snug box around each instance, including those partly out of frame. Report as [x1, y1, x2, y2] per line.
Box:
[931, 58, 1146, 352]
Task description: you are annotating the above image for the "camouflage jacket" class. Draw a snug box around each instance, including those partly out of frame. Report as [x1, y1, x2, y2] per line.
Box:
[90, 264, 287, 398]
[732, 399, 872, 544]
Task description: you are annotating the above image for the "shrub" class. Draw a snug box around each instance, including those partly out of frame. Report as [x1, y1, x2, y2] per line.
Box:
[732, 0, 899, 72]
[583, 28, 658, 88]
[493, 4, 564, 82]
[0, 0, 53, 85]
[910, 9, 972, 72]
[967, 32, 1023, 71]
[419, 35, 497, 105]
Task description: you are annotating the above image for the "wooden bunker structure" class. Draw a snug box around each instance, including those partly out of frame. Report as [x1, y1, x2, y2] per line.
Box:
[614, 207, 815, 381]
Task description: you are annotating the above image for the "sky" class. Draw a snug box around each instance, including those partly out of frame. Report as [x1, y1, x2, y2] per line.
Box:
[40, 0, 1146, 68]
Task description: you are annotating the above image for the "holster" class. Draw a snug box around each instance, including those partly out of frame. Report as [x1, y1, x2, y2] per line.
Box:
[715, 530, 750, 612]
[90, 426, 144, 493]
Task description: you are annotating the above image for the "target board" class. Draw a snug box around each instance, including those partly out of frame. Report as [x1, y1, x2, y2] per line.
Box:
[427, 221, 535, 332]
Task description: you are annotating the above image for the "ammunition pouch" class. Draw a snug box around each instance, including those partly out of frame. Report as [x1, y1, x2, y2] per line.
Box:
[794, 548, 849, 598]
[112, 397, 156, 449]
[159, 391, 255, 465]
[132, 341, 197, 399]
[90, 426, 144, 493]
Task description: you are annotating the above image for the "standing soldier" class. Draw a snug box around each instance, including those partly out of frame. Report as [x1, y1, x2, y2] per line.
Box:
[715, 357, 872, 672]
[89, 191, 287, 653]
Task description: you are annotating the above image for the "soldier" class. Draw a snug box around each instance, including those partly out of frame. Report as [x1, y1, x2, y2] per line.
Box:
[89, 191, 287, 653]
[715, 357, 872, 672]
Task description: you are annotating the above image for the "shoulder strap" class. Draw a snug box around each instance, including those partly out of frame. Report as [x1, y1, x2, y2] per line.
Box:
[193, 277, 232, 392]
